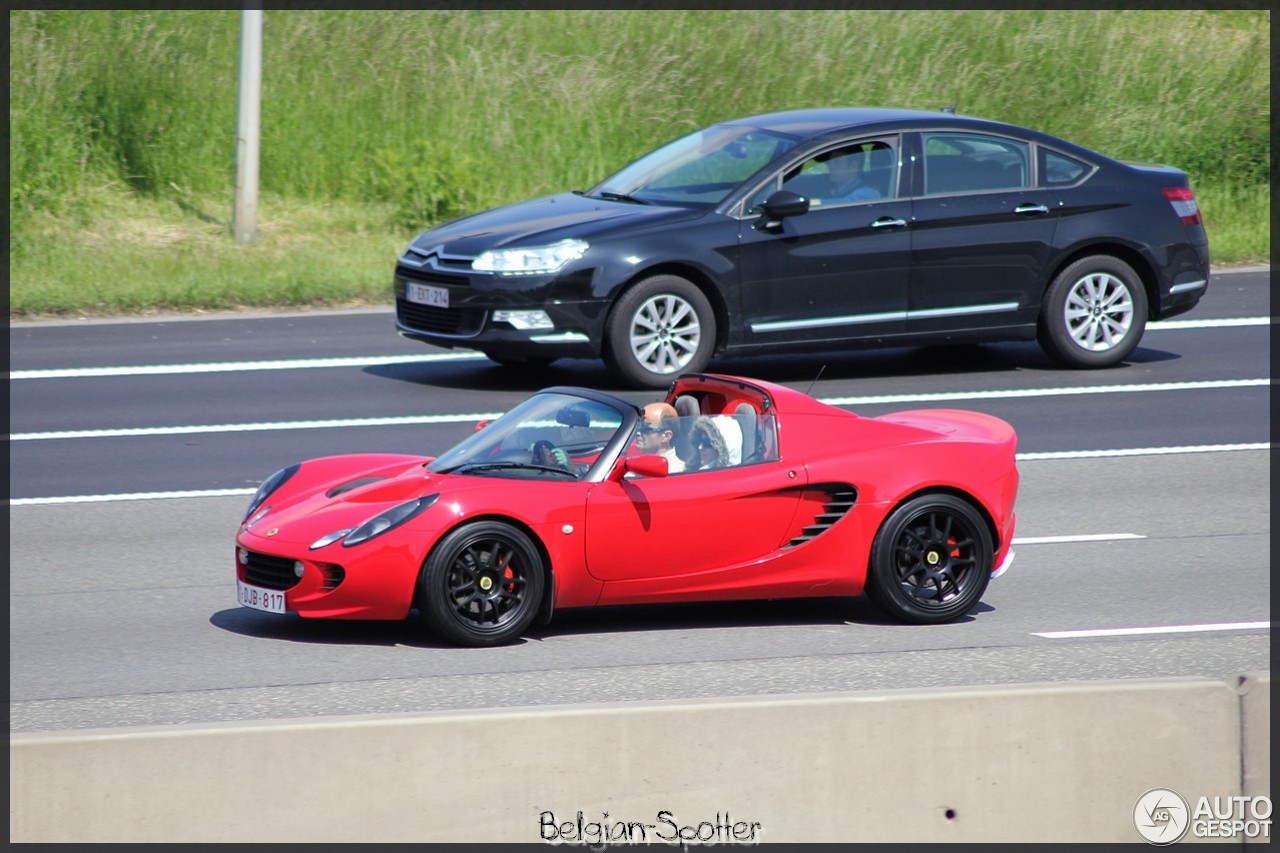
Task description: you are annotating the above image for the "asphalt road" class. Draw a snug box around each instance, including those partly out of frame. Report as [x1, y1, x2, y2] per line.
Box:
[7, 267, 1271, 734]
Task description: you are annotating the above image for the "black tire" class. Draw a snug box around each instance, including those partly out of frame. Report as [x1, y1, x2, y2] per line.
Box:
[487, 355, 558, 369]
[417, 521, 545, 646]
[1037, 255, 1148, 368]
[865, 494, 993, 624]
[603, 274, 715, 389]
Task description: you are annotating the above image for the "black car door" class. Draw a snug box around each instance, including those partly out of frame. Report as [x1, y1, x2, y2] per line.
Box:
[733, 136, 911, 349]
[906, 130, 1061, 336]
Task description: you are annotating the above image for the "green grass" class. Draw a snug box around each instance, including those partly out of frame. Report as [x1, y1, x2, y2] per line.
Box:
[8, 9, 1270, 318]
[9, 191, 403, 315]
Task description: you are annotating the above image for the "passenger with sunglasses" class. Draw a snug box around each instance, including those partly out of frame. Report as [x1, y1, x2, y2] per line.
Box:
[635, 402, 685, 473]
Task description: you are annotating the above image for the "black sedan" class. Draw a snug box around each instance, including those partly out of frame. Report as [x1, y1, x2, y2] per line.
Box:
[393, 107, 1210, 388]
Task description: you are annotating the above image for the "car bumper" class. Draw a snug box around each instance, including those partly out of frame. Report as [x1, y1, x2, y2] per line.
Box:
[235, 532, 418, 620]
[394, 267, 608, 358]
[1154, 240, 1211, 320]
[991, 545, 1016, 579]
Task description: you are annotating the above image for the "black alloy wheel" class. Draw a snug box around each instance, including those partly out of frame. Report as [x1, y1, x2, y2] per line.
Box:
[865, 494, 993, 624]
[418, 521, 545, 646]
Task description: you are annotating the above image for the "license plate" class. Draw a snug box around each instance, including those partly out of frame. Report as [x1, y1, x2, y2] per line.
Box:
[237, 579, 287, 614]
[406, 282, 449, 309]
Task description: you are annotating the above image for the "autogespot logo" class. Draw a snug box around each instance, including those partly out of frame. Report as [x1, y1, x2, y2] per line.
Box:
[1135, 788, 1191, 845]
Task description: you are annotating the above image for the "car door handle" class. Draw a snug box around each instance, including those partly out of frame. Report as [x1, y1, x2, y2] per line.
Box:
[1014, 203, 1049, 215]
[870, 217, 907, 229]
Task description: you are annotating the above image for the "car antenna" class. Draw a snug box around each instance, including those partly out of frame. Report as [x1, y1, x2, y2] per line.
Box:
[804, 365, 827, 396]
[941, 102, 958, 114]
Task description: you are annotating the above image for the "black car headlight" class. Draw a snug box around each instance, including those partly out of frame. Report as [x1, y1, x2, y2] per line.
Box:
[243, 463, 300, 523]
[309, 494, 440, 550]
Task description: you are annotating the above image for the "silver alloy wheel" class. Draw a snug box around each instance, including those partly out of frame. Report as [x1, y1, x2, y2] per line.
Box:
[628, 293, 702, 375]
[1064, 272, 1135, 352]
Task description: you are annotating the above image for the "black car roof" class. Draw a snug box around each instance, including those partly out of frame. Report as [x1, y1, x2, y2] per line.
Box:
[721, 108, 967, 137]
[718, 106, 1101, 160]
[721, 106, 952, 137]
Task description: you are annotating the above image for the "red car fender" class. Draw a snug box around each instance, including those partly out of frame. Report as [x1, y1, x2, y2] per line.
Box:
[411, 479, 605, 611]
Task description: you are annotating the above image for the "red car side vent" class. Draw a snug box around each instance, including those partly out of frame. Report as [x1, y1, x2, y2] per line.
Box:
[784, 484, 858, 548]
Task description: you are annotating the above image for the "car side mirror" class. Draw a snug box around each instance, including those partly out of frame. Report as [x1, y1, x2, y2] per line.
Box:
[615, 454, 669, 480]
[761, 190, 810, 221]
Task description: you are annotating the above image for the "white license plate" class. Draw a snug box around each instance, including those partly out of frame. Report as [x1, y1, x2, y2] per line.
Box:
[406, 282, 449, 309]
[237, 579, 287, 614]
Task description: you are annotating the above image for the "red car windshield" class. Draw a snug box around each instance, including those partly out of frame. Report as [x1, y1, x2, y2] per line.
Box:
[428, 392, 627, 479]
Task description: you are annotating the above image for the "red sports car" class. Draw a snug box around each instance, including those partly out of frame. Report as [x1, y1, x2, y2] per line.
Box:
[235, 373, 1018, 646]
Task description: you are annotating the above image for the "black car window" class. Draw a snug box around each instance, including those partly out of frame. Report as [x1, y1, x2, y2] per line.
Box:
[745, 139, 897, 213]
[648, 132, 782, 192]
[1039, 148, 1091, 186]
[922, 132, 1030, 195]
[595, 126, 798, 208]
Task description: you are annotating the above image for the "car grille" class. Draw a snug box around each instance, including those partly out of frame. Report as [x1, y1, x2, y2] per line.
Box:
[243, 550, 301, 591]
[399, 253, 473, 272]
[396, 267, 487, 337]
[396, 268, 470, 286]
[396, 299, 486, 336]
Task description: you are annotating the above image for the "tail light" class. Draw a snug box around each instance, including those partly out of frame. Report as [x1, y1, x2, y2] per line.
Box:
[1162, 186, 1202, 227]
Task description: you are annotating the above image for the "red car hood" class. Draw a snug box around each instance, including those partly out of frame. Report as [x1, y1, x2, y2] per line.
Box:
[243, 454, 446, 546]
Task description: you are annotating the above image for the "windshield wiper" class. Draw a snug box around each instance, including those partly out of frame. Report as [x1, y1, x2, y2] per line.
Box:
[596, 191, 650, 205]
[445, 462, 576, 477]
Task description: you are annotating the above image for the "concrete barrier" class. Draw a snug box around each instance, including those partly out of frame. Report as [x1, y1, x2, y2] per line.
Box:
[1240, 671, 1271, 803]
[9, 672, 1270, 843]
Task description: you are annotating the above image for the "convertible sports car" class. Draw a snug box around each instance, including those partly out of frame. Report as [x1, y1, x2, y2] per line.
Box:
[235, 374, 1018, 646]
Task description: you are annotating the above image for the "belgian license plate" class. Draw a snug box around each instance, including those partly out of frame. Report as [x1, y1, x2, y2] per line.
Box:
[407, 282, 449, 309]
[237, 579, 287, 614]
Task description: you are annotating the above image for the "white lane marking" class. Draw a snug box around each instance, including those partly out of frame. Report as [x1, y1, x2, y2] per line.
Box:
[1147, 317, 1269, 330]
[821, 378, 1268, 407]
[1012, 533, 1146, 544]
[1034, 622, 1270, 639]
[11, 412, 503, 441]
[8, 443, 1269, 506]
[9, 381, 1271, 442]
[1018, 442, 1271, 460]
[12, 488, 258, 506]
[8, 351, 488, 380]
[7, 317, 1268, 380]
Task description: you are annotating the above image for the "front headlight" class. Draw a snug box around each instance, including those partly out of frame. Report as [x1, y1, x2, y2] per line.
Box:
[243, 463, 300, 523]
[472, 238, 588, 275]
[312, 494, 440, 549]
